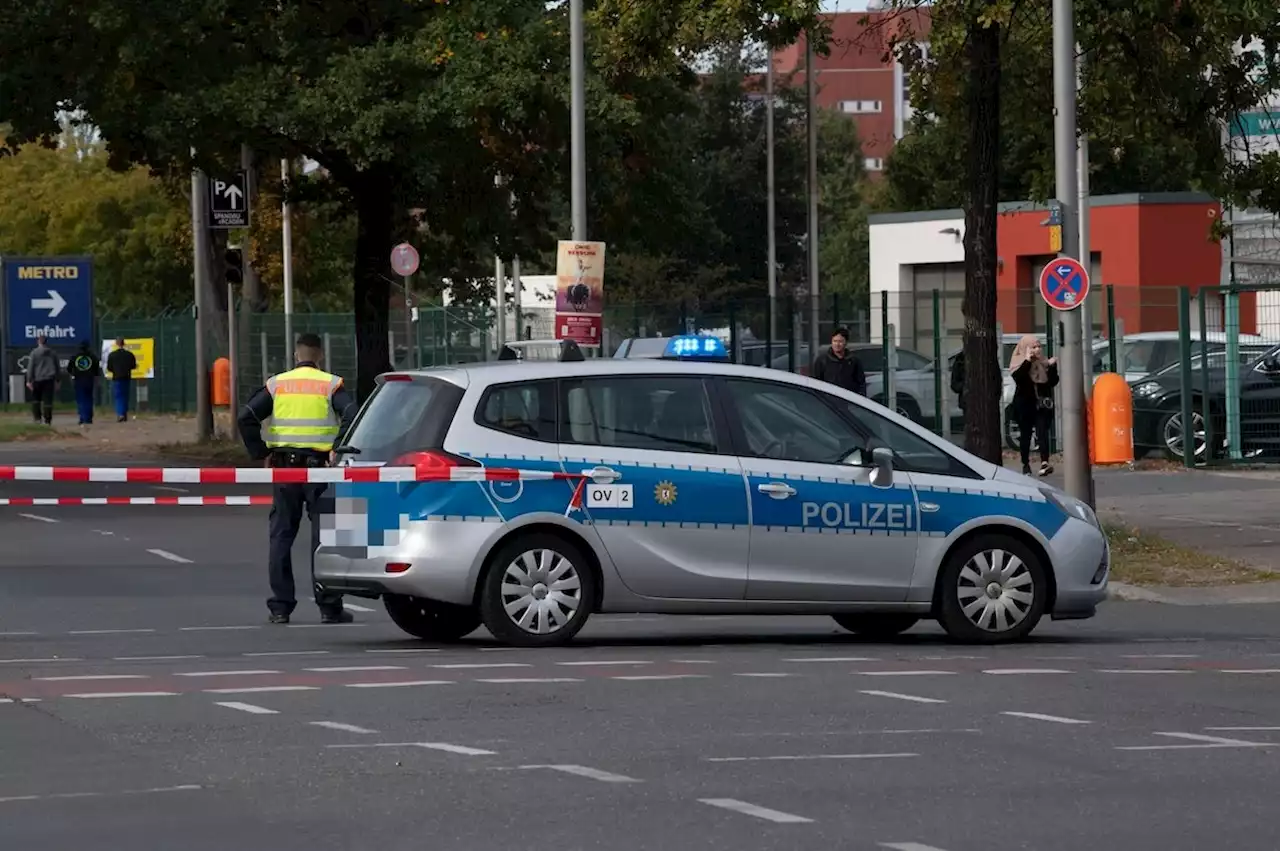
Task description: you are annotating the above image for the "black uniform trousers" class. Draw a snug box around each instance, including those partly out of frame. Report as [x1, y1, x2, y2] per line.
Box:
[30, 380, 55, 424]
[267, 452, 343, 617]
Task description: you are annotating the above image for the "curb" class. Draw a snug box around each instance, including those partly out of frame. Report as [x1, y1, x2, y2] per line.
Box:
[1108, 581, 1280, 606]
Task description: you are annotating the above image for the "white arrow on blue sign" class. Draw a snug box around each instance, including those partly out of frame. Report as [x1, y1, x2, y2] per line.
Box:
[31, 290, 67, 318]
[1039, 256, 1090, 312]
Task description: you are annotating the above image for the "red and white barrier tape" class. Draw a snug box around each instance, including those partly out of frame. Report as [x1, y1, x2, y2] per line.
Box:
[0, 465, 581, 484]
[0, 495, 273, 506]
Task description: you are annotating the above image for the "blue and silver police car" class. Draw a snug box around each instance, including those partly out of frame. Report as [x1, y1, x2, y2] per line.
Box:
[315, 335, 1109, 647]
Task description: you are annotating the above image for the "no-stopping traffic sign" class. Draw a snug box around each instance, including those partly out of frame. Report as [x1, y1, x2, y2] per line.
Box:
[1038, 257, 1089, 311]
[390, 243, 420, 277]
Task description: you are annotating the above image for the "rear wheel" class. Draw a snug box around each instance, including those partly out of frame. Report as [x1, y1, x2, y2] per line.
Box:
[383, 594, 481, 641]
[831, 613, 920, 638]
[936, 534, 1048, 644]
[478, 533, 597, 647]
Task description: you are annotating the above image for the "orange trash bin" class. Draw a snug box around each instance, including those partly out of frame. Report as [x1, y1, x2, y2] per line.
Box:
[211, 357, 231, 407]
[1091, 372, 1134, 465]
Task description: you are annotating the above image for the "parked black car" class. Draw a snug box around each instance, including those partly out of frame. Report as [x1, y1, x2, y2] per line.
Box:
[1130, 344, 1280, 462]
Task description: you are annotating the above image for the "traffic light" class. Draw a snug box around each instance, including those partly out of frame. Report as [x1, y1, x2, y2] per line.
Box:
[225, 248, 244, 286]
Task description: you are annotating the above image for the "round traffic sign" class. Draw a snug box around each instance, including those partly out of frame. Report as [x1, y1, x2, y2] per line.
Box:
[1039, 257, 1089, 311]
[390, 242, 420, 277]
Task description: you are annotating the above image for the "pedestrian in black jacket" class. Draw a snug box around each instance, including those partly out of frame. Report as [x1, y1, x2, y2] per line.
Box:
[1009, 334, 1059, 477]
[66, 341, 101, 425]
[811, 327, 867, 396]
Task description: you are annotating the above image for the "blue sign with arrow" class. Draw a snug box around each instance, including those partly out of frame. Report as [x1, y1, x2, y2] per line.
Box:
[3, 256, 95, 347]
[1038, 256, 1089, 312]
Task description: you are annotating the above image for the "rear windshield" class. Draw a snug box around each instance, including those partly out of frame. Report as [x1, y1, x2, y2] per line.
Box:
[341, 376, 464, 462]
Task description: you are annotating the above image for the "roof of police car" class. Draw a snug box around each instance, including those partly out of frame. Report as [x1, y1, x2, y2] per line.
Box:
[393, 357, 815, 388]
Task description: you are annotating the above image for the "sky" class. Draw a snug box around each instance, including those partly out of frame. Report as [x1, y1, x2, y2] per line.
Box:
[822, 0, 874, 10]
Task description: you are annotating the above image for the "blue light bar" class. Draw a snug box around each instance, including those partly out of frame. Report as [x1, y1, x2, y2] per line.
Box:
[663, 335, 729, 360]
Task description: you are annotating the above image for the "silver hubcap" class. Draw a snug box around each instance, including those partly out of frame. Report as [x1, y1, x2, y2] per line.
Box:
[1163, 411, 1206, 459]
[500, 549, 581, 635]
[956, 549, 1035, 633]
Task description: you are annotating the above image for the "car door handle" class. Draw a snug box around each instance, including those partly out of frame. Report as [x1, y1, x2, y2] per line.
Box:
[758, 482, 796, 499]
[581, 466, 621, 483]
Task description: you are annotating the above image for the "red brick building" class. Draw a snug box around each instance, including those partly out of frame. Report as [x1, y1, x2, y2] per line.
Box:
[771, 9, 932, 173]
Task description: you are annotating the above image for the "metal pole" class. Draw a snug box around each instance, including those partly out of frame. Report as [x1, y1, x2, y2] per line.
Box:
[227, 279, 238, 439]
[403, 275, 414, 369]
[1076, 46, 1093, 397]
[494, 256, 505, 352]
[805, 34, 820, 362]
[1053, 0, 1092, 504]
[190, 161, 212, 442]
[766, 57, 778, 347]
[511, 255, 522, 344]
[281, 158, 295, 351]
[569, 0, 587, 240]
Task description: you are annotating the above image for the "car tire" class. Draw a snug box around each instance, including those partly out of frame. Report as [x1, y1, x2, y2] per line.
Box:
[831, 613, 920, 638]
[1158, 405, 1207, 463]
[478, 532, 598, 647]
[935, 534, 1048, 644]
[383, 594, 481, 642]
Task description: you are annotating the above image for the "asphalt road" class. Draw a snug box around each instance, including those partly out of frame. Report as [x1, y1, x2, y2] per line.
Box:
[4, 454, 1280, 850]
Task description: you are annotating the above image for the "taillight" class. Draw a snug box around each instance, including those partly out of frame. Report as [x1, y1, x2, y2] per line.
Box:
[385, 562, 411, 574]
[390, 450, 481, 470]
[382, 374, 412, 382]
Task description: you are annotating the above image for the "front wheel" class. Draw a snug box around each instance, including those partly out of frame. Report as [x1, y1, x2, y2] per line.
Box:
[936, 534, 1048, 644]
[1159, 407, 1207, 463]
[383, 594, 481, 642]
[832, 613, 920, 638]
[478, 533, 598, 647]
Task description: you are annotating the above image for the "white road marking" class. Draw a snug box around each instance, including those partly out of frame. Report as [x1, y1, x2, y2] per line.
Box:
[783, 656, 877, 663]
[244, 650, 330, 657]
[70, 629, 155, 635]
[114, 655, 205, 661]
[1097, 669, 1194, 675]
[343, 603, 376, 613]
[215, 701, 278, 715]
[0, 657, 82, 664]
[612, 674, 711, 681]
[860, 670, 956, 677]
[860, 690, 947, 705]
[0, 632, 40, 636]
[880, 844, 952, 851]
[327, 741, 496, 756]
[1117, 732, 1279, 751]
[706, 753, 918, 763]
[175, 670, 281, 677]
[147, 548, 193, 564]
[151, 485, 189, 493]
[698, 798, 814, 824]
[1220, 669, 1280, 674]
[204, 686, 319, 694]
[556, 660, 652, 667]
[65, 692, 178, 699]
[304, 665, 406, 673]
[734, 673, 796, 678]
[1205, 727, 1280, 731]
[17, 513, 58, 523]
[1001, 711, 1092, 725]
[180, 626, 260, 632]
[519, 764, 641, 783]
[365, 648, 440, 654]
[93, 530, 115, 536]
[0, 784, 202, 805]
[921, 655, 986, 660]
[477, 678, 584, 684]
[432, 663, 532, 669]
[344, 680, 455, 688]
[982, 669, 1072, 675]
[311, 721, 379, 734]
[670, 659, 716, 664]
[37, 674, 149, 682]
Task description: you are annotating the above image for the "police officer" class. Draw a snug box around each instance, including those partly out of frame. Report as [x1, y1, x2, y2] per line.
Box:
[238, 333, 359, 625]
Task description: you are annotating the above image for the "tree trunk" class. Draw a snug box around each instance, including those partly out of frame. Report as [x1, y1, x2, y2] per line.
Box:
[352, 171, 394, 402]
[961, 15, 1003, 465]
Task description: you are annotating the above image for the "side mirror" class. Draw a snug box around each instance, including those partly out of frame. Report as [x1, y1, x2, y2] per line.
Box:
[1262, 356, 1280, 375]
[869, 446, 895, 487]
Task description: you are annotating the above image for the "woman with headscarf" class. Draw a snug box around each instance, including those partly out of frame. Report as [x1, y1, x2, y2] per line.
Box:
[1009, 334, 1058, 476]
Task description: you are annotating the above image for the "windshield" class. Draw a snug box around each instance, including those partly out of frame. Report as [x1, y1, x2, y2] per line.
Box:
[340, 376, 463, 462]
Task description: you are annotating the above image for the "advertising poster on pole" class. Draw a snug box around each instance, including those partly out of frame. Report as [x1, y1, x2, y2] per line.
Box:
[554, 240, 606, 347]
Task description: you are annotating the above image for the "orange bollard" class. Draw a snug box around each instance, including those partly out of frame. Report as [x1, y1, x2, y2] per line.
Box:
[1091, 372, 1134, 464]
[211, 357, 231, 407]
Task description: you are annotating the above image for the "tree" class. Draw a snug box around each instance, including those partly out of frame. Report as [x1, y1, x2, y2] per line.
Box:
[879, 0, 1280, 463]
[816, 108, 870, 302]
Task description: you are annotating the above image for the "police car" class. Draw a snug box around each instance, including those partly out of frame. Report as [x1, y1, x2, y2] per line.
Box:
[315, 335, 1108, 647]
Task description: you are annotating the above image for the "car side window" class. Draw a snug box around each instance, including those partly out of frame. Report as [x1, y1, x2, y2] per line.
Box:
[896, 349, 931, 371]
[477, 381, 557, 441]
[855, 349, 884, 372]
[560, 376, 719, 454]
[723, 379, 864, 464]
[839, 400, 977, 478]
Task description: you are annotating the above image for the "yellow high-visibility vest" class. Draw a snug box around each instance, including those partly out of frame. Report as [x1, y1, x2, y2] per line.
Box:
[264, 365, 343, 451]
